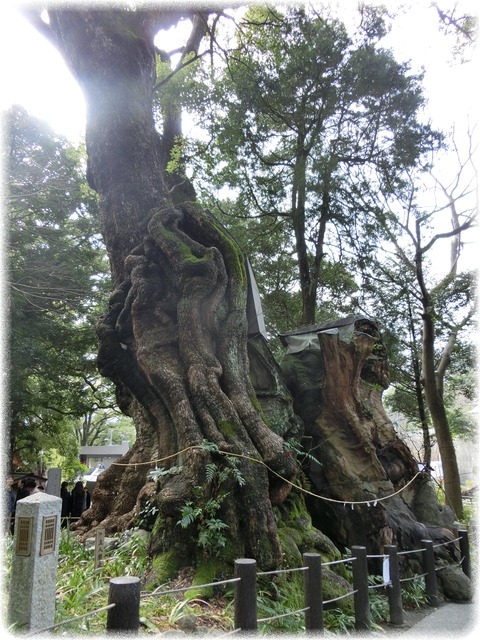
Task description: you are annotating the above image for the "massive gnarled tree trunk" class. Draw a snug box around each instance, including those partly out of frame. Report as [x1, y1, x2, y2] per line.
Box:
[280, 318, 470, 596]
[44, 8, 300, 572]
[32, 8, 470, 599]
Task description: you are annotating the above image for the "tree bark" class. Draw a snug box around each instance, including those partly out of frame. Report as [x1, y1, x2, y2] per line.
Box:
[47, 8, 299, 569]
[414, 222, 463, 518]
[421, 309, 463, 517]
[281, 318, 452, 560]
[407, 296, 432, 465]
[292, 146, 313, 325]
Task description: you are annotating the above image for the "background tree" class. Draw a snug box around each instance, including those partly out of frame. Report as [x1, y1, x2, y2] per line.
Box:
[6, 105, 111, 472]
[153, 11, 210, 196]
[199, 196, 359, 342]
[365, 261, 434, 465]
[188, 5, 440, 325]
[433, 2, 477, 59]
[360, 130, 477, 517]
[74, 377, 135, 447]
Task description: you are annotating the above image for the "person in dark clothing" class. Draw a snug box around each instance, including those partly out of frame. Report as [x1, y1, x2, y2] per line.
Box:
[11, 478, 27, 533]
[23, 478, 39, 494]
[60, 481, 71, 527]
[70, 481, 88, 519]
[14, 478, 29, 507]
[5, 476, 15, 533]
[15, 478, 28, 499]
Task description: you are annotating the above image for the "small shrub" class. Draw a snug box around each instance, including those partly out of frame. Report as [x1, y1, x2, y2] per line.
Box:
[368, 575, 390, 626]
[323, 607, 355, 633]
[402, 576, 427, 609]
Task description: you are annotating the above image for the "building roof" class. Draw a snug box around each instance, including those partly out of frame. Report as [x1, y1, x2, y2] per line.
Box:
[278, 315, 380, 352]
[79, 442, 130, 457]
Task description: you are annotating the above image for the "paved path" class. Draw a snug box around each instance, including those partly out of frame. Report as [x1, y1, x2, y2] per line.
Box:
[382, 602, 478, 638]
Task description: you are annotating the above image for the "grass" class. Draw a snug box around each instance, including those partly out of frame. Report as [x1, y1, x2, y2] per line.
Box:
[51, 530, 234, 635]
[4, 529, 234, 635]
[3, 526, 433, 635]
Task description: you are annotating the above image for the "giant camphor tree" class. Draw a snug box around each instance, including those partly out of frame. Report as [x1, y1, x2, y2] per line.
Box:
[22, 5, 471, 598]
[26, 7, 302, 573]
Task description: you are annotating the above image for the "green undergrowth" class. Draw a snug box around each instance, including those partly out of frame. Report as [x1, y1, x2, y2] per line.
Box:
[2, 528, 429, 635]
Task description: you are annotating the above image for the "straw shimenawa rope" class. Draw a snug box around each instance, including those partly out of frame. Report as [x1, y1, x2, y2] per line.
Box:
[111, 444, 422, 506]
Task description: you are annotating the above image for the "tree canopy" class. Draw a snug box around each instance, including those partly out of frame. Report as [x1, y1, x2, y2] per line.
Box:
[188, 5, 441, 325]
[6, 105, 111, 472]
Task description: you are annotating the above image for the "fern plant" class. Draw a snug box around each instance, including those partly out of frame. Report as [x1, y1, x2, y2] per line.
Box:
[177, 451, 245, 557]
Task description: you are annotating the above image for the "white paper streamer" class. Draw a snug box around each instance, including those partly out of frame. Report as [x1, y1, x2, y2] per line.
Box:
[383, 556, 390, 584]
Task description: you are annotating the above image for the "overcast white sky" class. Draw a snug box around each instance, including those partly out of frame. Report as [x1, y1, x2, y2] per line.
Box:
[1, 0, 477, 276]
[1, 0, 478, 143]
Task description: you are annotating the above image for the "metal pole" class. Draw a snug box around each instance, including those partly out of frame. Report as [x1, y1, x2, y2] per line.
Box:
[351, 546, 370, 630]
[421, 539, 439, 607]
[234, 558, 257, 632]
[385, 545, 404, 625]
[303, 552, 323, 632]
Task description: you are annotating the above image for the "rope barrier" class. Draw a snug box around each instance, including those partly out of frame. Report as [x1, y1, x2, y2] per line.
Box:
[399, 573, 428, 583]
[433, 537, 461, 548]
[27, 528, 466, 635]
[111, 443, 423, 507]
[368, 581, 390, 590]
[26, 604, 116, 637]
[435, 564, 449, 572]
[257, 566, 308, 577]
[258, 607, 309, 623]
[323, 557, 355, 567]
[397, 548, 426, 556]
[323, 588, 358, 605]
[140, 577, 240, 598]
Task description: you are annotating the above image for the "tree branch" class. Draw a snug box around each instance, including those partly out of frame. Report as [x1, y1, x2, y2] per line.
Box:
[420, 217, 475, 255]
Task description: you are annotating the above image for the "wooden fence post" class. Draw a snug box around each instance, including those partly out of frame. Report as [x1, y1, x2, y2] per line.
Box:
[95, 528, 105, 569]
[385, 544, 404, 626]
[351, 545, 370, 631]
[234, 558, 257, 632]
[421, 539, 439, 607]
[303, 552, 323, 632]
[107, 576, 141, 633]
[458, 529, 471, 579]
